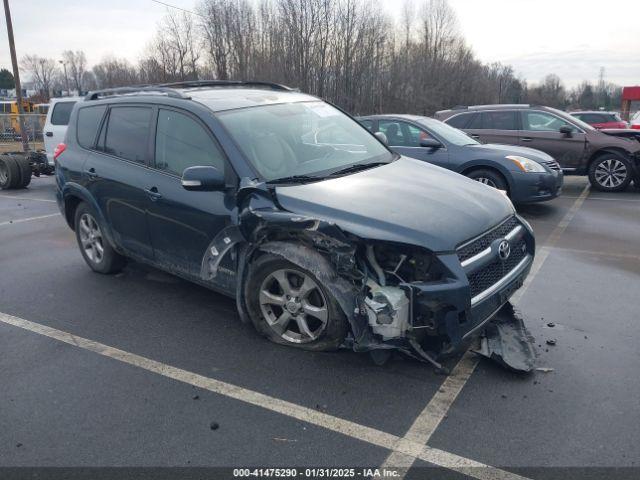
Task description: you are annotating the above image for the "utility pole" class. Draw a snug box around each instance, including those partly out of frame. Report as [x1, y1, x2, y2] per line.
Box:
[2, 0, 29, 152]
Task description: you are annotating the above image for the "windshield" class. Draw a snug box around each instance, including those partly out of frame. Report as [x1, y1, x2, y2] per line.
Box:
[418, 117, 480, 146]
[547, 107, 595, 131]
[217, 101, 392, 181]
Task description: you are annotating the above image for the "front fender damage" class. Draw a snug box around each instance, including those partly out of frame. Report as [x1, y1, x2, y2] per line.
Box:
[199, 178, 534, 372]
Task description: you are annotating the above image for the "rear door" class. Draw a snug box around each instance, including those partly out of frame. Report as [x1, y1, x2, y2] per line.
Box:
[83, 104, 156, 259]
[44, 100, 77, 165]
[476, 110, 520, 145]
[519, 110, 587, 170]
[145, 107, 234, 286]
[378, 119, 449, 169]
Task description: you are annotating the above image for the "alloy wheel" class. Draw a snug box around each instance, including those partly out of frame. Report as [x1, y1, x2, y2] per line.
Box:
[79, 213, 105, 264]
[259, 268, 329, 344]
[475, 177, 497, 188]
[594, 159, 627, 189]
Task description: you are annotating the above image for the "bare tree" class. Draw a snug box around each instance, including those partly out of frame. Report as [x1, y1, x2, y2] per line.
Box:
[20, 55, 58, 100]
[92, 57, 138, 89]
[62, 50, 87, 94]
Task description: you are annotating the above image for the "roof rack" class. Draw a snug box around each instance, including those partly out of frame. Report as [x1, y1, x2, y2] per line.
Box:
[159, 80, 293, 91]
[85, 86, 190, 101]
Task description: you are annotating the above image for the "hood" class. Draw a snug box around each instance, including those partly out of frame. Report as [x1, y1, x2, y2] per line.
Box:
[275, 157, 514, 252]
[466, 143, 554, 162]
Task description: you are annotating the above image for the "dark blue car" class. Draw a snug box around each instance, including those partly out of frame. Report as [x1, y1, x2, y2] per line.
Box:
[358, 114, 563, 203]
[54, 82, 535, 362]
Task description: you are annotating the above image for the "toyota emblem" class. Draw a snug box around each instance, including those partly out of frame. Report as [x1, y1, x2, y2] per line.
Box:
[498, 240, 511, 261]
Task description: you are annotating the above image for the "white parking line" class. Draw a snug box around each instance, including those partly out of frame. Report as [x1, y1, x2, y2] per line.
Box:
[0, 194, 57, 203]
[0, 213, 60, 227]
[381, 351, 478, 470]
[0, 311, 528, 480]
[511, 183, 590, 304]
[380, 183, 591, 475]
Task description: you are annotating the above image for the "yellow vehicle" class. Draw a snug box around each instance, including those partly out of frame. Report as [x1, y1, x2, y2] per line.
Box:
[0, 99, 39, 141]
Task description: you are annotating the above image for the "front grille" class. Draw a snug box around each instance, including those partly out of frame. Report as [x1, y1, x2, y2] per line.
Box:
[467, 238, 527, 298]
[457, 216, 519, 263]
[541, 159, 561, 171]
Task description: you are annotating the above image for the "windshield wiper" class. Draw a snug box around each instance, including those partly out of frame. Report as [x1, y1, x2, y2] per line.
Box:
[326, 161, 389, 178]
[267, 174, 321, 185]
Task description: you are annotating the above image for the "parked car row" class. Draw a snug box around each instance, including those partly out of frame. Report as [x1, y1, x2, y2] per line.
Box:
[435, 104, 640, 192]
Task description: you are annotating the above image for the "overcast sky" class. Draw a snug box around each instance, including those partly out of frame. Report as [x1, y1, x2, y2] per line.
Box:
[1, 0, 639, 88]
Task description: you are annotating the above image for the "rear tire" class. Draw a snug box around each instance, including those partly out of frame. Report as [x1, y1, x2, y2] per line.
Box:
[588, 153, 632, 192]
[15, 156, 32, 189]
[245, 253, 348, 351]
[467, 168, 508, 192]
[0, 155, 21, 190]
[74, 202, 126, 274]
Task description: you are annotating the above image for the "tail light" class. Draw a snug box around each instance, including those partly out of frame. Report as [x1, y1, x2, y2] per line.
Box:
[53, 143, 66, 162]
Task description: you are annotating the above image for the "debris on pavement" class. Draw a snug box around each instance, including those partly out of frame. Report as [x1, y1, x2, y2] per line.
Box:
[547, 322, 555, 327]
[546, 339, 557, 346]
[210, 422, 220, 430]
[535, 367, 554, 373]
[473, 303, 535, 373]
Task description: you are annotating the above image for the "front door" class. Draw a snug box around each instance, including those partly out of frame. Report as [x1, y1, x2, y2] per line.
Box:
[519, 110, 587, 170]
[378, 120, 449, 169]
[145, 107, 234, 288]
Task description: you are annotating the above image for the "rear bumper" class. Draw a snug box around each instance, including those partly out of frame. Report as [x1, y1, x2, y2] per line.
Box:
[510, 170, 563, 203]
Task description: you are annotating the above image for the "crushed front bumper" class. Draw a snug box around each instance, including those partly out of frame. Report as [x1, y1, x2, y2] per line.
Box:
[406, 215, 535, 354]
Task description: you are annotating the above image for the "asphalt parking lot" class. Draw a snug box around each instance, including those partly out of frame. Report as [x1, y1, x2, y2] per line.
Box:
[1, 176, 639, 479]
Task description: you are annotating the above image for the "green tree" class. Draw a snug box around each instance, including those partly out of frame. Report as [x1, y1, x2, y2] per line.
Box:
[0, 68, 15, 89]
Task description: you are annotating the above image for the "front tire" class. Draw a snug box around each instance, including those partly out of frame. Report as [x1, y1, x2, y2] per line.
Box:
[74, 202, 125, 274]
[467, 168, 508, 192]
[245, 254, 348, 351]
[588, 153, 632, 192]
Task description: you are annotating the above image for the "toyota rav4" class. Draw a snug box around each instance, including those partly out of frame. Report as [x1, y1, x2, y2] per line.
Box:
[55, 81, 535, 364]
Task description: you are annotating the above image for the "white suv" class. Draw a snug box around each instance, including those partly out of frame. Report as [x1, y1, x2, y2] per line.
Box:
[43, 97, 82, 166]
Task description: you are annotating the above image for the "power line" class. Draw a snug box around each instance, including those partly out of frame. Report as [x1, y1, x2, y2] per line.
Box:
[150, 0, 205, 18]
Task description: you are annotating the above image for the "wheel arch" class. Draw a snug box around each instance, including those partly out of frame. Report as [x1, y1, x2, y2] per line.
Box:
[61, 183, 117, 249]
[459, 161, 513, 194]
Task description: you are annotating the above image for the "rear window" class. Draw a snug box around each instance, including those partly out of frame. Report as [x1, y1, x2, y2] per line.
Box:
[77, 106, 106, 149]
[101, 106, 152, 163]
[446, 113, 473, 129]
[50, 102, 76, 126]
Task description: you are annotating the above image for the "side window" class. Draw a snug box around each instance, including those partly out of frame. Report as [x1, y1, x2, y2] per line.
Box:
[50, 102, 76, 126]
[447, 113, 472, 129]
[155, 108, 225, 176]
[359, 119, 373, 131]
[77, 106, 107, 149]
[405, 123, 430, 147]
[521, 111, 574, 132]
[482, 111, 518, 130]
[467, 113, 482, 129]
[102, 106, 152, 163]
[379, 121, 406, 146]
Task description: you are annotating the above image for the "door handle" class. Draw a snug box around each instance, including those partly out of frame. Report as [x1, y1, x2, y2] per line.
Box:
[521, 137, 533, 142]
[470, 134, 480, 139]
[144, 186, 162, 201]
[84, 167, 98, 179]
[45, 131, 53, 137]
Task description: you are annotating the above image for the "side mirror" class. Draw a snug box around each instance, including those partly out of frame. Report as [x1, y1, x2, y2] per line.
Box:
[420, 138, 442, 149]
[559, 125, 573, 136]
[374, 131, 388, 145]
[181, 166, 225, 191]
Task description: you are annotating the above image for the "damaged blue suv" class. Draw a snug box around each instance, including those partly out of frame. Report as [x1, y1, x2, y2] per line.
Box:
[55, 81, 535, 364]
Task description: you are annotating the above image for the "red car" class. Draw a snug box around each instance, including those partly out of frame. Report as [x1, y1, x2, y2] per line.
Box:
[571, 111, 629, 129]
[630, 111, 640, 130]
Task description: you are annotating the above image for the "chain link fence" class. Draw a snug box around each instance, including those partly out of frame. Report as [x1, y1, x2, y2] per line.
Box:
[0, 114, 47, 153]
